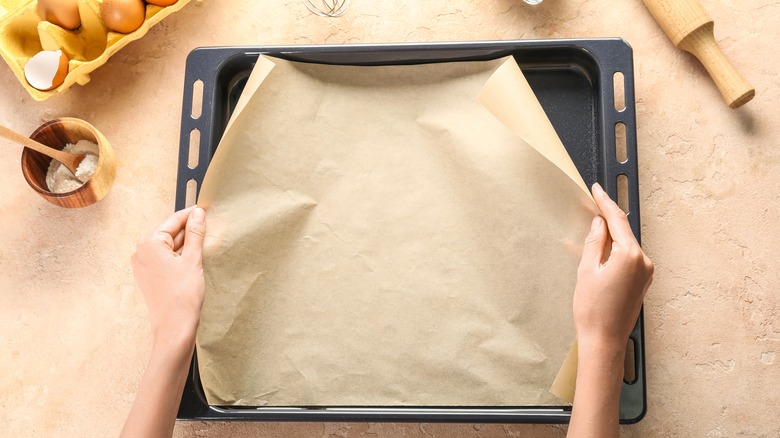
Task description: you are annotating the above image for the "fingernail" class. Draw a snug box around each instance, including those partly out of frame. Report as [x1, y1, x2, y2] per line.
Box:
[592, 182, 604, 195]
[591, 216, 603, 230]
[192, 207, 205, 223]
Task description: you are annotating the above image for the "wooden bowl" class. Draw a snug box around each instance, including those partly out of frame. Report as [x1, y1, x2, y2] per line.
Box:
[21, 117, 116, 208]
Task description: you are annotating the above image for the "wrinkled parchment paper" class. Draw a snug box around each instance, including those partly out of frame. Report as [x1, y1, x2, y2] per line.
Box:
[196, 55, 596, 406]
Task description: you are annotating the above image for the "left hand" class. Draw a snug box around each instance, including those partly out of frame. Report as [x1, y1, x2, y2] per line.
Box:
[131, 206, 207, 349]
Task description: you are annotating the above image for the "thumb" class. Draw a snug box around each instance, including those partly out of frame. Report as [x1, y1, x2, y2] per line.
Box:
[182, 207, 206, 260]
[579, 216, 607, 271]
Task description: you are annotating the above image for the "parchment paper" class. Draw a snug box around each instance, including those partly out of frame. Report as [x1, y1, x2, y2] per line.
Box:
[196, 55, 596, 406]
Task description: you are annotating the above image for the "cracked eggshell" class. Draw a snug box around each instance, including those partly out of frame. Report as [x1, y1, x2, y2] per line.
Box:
[37, 0, 81, 30]
[101, 0, 146, 34]
[24, 49, 69, 91]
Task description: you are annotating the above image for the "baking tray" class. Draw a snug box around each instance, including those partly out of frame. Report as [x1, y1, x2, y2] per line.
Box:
[175, 39, 645, 424]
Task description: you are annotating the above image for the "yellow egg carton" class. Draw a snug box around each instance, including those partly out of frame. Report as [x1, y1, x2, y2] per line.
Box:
[0, 0, 190, 101]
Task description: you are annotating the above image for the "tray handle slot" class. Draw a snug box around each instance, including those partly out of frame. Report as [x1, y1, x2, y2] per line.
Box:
[186, 179, 198, 208]
[623, 336, 638, 384]
[191, 79, 204, 119]
[615, 122, 627, 163]
[613, 71, 626, 111]
[617, 173, 630, 214]
[188, 129, 201, 169]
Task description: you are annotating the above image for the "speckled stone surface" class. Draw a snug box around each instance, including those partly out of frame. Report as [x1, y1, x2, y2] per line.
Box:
[1, 1, 778, 436]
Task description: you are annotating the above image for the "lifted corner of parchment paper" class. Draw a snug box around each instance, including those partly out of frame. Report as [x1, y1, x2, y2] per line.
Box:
[195, 54, 597, 407]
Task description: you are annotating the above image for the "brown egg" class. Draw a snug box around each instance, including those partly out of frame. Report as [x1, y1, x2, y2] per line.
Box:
[146, 0, 178, 6]
[37, 0, 81, 30]
[101, 0, 146, 34]
[24, 49, 69, 91]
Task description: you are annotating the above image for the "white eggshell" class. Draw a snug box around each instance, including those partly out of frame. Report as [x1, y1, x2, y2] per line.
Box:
[24, 50, 69, 91]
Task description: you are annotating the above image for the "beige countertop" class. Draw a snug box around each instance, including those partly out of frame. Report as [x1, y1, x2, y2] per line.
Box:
[1, 1, 778, 436]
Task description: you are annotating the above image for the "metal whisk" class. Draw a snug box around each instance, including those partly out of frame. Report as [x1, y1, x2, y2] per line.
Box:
[304, 0, 351, 17]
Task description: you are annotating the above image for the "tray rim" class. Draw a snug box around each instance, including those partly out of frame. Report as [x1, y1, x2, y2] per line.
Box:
[175, 38, 645, 424]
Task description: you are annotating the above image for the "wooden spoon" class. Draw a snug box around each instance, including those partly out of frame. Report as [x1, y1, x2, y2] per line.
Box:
[0, 124, 85, 174]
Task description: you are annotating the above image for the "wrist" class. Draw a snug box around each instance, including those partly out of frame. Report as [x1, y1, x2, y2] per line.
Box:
[576, 332, 627, 358]
[577, 336, 627, 379]
[152, 325, 198, 356]
[570, 337, 625, 438]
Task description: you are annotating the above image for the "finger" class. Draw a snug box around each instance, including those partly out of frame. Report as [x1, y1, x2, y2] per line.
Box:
[144, 229, 175, 251]
[591, 183, 636, 245]
[579, 216, 607, 271]
[156, 206, 197, 238]
[172, 228, 186, 253]
[182, 207, 207, 260]
[602, 232, 613, 263]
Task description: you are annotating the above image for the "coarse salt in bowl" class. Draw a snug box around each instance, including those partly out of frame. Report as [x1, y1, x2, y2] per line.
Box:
[21, 117, 116, 208]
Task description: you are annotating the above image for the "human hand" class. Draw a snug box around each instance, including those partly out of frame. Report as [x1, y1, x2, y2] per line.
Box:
[131, 206, 207, 350]
[573, 183, 653, 353]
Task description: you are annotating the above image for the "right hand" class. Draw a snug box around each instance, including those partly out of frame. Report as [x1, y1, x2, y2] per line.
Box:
[573, 183, 654, 351]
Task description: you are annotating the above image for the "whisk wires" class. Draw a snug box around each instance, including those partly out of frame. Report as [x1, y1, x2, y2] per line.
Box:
[304, 0, 350, 17]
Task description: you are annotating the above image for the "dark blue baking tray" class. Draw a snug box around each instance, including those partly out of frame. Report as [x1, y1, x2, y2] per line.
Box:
[175, 39, 645, 424]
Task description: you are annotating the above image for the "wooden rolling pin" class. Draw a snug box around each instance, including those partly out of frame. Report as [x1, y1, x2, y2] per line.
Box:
[642, 0, 754, 108]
